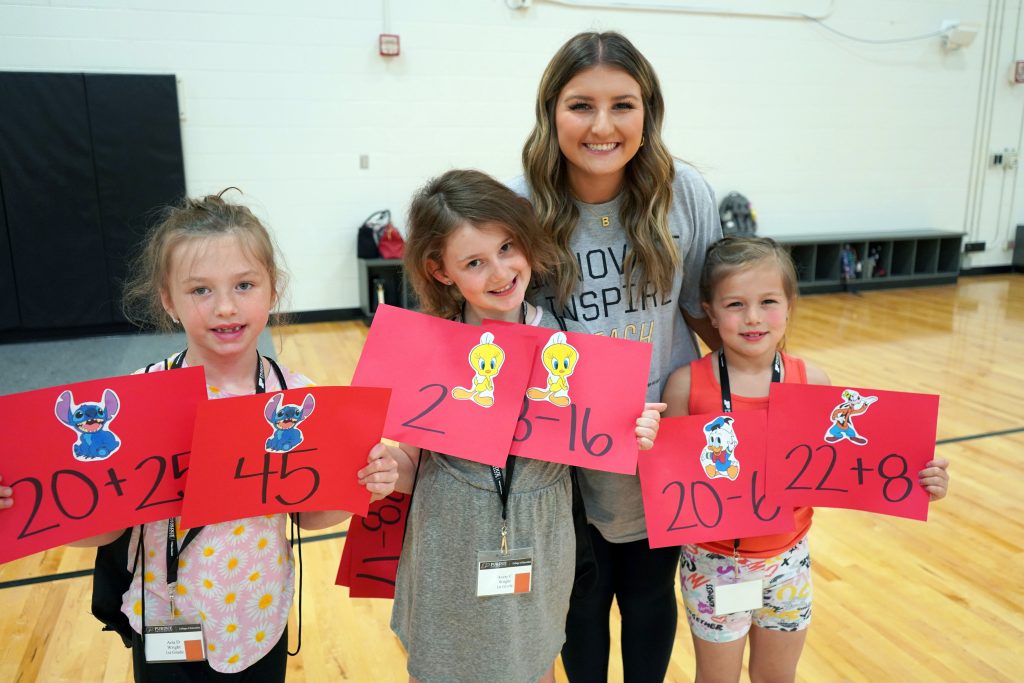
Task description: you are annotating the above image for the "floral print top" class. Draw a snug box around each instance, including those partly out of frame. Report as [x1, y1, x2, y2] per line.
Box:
[120, 356, 313, 673]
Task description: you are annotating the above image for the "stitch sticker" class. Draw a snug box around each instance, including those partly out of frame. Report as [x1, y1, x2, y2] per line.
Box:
[701, 416, 740, 481]
[54, 389, 122, 461]
[526, 332, 579, 407]
[451, 332, 506, 408]
[823, 389, 878, 446]
[264, 393, 315, 453]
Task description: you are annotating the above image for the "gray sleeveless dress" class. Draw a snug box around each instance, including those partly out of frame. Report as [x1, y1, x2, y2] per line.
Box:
[390, 309, 583, 683]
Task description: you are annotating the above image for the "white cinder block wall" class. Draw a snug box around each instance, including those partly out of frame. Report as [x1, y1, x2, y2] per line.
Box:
[1, 0, 1021, 313]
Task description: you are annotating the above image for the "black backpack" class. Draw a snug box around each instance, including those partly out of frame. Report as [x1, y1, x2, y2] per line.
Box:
[719, 192, 757, 236]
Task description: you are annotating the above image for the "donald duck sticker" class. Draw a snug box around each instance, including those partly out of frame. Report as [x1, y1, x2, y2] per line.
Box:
[700, 415, 740, 481]
[526, 332, 579, 407]
[824, 389, 878, 446]
[452, 332, 506, 408]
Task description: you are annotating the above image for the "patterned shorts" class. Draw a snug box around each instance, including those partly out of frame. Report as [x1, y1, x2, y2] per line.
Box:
[679, 538, 812, 643]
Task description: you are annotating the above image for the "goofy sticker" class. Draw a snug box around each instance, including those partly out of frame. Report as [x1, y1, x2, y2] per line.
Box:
[265, 393, 316, 453]
[526, 332, 579, 407]
[824, 389, 878, 446]
[55, 389, 122, 461]
[452, 332, 506, 408]
[700, 416, 740, 481]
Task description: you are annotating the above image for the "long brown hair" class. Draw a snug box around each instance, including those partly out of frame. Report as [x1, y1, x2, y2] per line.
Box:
[405, 169, 558, 320]
[122, 189, 287, 331]
[522, 31, 679, 308]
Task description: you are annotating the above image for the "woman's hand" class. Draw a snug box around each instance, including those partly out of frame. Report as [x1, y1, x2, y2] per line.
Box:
[635, 402, 667, 451]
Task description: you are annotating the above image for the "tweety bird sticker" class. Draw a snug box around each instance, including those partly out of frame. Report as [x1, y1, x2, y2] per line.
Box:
[452, 332, 505, 408]
[526, 332, 579, 407]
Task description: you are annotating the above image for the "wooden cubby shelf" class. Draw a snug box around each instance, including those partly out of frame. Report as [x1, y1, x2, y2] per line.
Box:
[769, 230, 965, 294]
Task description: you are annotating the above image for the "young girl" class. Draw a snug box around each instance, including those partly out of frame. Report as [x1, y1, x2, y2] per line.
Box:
[373, 169, 664, 683]
[1, 191, 398, 681]
[511, 30, 722, 682]
[661, 236, 950, 683]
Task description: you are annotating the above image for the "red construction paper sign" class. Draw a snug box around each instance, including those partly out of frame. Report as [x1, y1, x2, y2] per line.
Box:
[351, 305, 536, 467]
[180, 386, 390, 527]
[638, 412, 795, 548]
[0, 367, 207, 564]
[766, 384, 938, 520]
[335, 492, 411, 598]
[487, 321, 652, 475]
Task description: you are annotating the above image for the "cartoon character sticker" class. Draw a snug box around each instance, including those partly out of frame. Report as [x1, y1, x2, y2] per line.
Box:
[55, 389, 122, 461]
[823, 389, 878, 446]
[700, 415, 740, 481]
[526, 332, 579, 407]
[265, 393, 316, 453]
[452, 332, 505, 408]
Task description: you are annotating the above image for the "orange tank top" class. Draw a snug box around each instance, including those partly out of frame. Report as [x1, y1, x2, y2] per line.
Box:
[688, 351, 814, 558]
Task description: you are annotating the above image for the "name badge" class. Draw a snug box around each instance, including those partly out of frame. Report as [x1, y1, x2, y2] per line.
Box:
[144, 623, 207, 663]
[477, 548, 533, 597]
[713, 578, 763, 616]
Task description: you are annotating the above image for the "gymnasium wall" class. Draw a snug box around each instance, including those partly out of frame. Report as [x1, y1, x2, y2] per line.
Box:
[0, 0, 1020, 313]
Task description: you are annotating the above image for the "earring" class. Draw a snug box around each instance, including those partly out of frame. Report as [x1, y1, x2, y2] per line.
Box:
[443, 279, 453, 286]
[640, 135, 645, 147]
[168, 312, 179, 324]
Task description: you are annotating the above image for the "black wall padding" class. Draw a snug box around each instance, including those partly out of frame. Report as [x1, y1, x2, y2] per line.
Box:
[86, 74, 185, 323]
[0, 71, 185, 332]
[0, 178, 20, 330]
[0, 72, 111, 328]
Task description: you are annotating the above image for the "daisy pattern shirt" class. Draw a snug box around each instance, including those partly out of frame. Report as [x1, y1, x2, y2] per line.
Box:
[120, 356, 314, 673]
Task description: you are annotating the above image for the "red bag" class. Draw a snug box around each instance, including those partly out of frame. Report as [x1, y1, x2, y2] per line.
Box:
[376, 222, 405, 259]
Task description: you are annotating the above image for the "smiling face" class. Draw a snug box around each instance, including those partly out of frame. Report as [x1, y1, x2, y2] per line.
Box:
[555, 65, 645, 201]
[160, 233, 275, 366]
[73, 404, 107, 432]
[470, 343, 505, 378]
[543, 343, 578, 378]
[433, 221, 531, 324]
[704, 260, 792, 362]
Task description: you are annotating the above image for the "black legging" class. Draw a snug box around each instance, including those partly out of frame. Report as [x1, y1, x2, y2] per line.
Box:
[561, 525, 681, 683]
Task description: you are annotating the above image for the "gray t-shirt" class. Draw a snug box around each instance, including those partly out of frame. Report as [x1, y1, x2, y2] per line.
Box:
[509, 160, 722, 542]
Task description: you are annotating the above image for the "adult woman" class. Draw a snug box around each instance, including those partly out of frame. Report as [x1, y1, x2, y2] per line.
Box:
[510, 31, 722, 682]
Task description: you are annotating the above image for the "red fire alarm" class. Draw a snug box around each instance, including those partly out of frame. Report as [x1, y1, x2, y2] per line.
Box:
[379, 34, 400, 57]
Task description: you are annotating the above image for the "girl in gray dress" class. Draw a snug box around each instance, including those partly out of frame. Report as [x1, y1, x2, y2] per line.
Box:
[372, 169, 663, 683]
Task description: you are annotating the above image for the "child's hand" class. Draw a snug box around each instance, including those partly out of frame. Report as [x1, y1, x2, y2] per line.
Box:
[636, 402, 667, 451]
[0, 476, 12, 509]
[359, 443, 399, 502]
[919, 458, 950, 501]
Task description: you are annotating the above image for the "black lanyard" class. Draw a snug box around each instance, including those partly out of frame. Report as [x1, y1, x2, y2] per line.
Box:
[489, 456, 517, 554]
[458, 304, 527, 554]
[718, 350, 781, 555]
[489, 457, 517, 521]
[162, 350, 271, 602]
[717, 350, 781, 413]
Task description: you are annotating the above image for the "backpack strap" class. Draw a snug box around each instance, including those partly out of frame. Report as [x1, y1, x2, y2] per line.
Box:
[265, 356, 289, 390]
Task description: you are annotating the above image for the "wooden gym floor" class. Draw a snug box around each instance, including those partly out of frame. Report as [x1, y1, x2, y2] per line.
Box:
[1, 273, 1021, 682]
